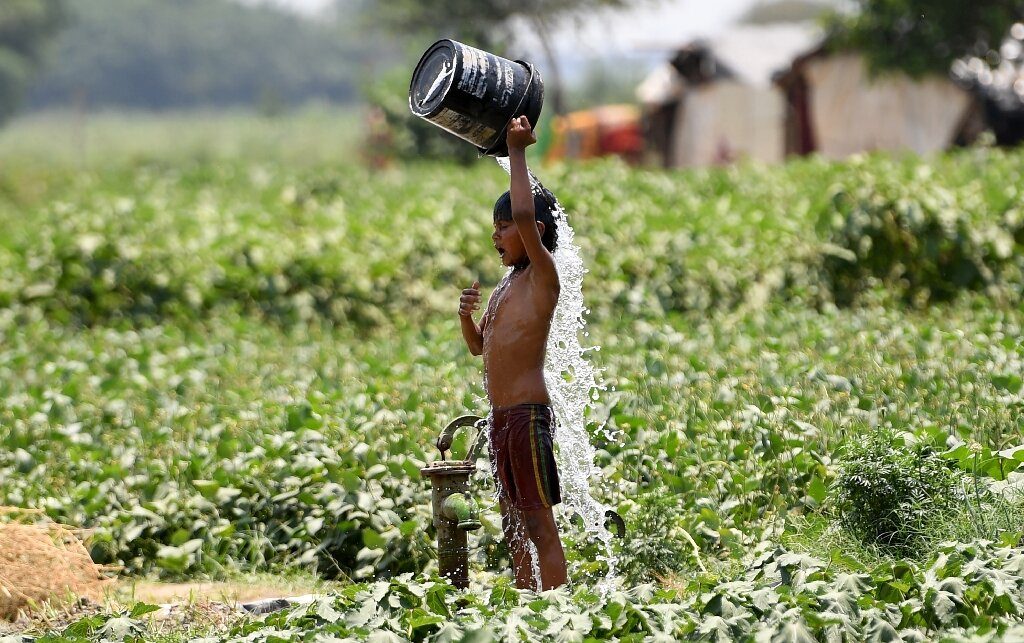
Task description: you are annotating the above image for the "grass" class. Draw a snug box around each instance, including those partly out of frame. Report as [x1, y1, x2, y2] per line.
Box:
[0, 105, 364, 169]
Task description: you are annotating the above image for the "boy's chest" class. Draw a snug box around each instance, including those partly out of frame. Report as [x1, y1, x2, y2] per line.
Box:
[484, 275, 542, 338]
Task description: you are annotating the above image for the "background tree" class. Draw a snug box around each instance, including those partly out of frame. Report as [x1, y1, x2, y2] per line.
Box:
[0, 0, 65, 126]
[829, 0, 1024, 77]
[27, 0, 365, 111]
[367, 0, 648, 116]
[740, 0, 840, 25]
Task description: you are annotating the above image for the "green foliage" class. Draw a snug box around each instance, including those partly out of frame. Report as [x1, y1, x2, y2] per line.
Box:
[740, 0, 838, 25]
[47, 542, 1024, 641]
[819, 156, 1024, 305]
[2, 150, 1023, 327]
[27, 0, 359, 110]
[616, 492, 695, 583]
[2, 128, 1024, 640]
[0, 311, 447, 580]
[0, 108, 364, 168]
[828, 0, 1024, 77]
[0, 0, 64, 125]
[831, 430, 965, 553]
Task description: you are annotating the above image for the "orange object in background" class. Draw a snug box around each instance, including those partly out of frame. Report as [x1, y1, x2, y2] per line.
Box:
[546, 104, 643, 163]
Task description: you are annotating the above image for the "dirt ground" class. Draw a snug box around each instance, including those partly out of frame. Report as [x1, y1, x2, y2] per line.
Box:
[121, 580, 304, 606]
[0, 575, 334, 636]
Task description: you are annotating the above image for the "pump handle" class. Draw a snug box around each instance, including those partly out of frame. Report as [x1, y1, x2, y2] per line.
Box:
[436, 415, 488, 461]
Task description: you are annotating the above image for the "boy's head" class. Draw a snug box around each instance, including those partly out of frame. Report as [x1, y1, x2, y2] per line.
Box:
[492, 188, 559, 267]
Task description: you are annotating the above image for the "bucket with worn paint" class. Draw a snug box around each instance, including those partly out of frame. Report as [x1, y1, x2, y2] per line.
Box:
[409, 39, 544, 157]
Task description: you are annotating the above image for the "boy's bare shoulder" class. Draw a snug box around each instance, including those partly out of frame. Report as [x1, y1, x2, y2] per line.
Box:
[524, 264, 560, 304]
[528, 261, 559, 286]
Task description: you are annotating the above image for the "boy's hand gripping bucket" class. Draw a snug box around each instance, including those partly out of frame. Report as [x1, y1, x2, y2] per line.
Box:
[409, 39, 544, 157]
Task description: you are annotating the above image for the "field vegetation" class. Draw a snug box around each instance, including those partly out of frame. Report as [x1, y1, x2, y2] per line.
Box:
[1, 112, 1023, 641]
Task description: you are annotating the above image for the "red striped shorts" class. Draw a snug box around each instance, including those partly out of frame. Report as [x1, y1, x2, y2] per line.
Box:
[489, 404, 561, 511]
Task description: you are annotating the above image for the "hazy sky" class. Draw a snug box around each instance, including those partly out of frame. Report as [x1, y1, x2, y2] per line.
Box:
[248, 0, 766, 81]
[524, 0, 763, 57]
[252, 0, 334, 14]
[259, 0, 763, 55]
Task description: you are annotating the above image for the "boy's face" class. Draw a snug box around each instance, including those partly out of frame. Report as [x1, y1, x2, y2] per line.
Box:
[492, 218, 525, 267]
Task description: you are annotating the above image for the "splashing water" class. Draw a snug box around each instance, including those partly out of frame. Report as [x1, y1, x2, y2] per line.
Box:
[494, 157, 618, 590]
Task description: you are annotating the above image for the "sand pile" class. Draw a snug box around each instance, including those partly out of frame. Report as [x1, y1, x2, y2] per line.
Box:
[0, 511, 108, 621]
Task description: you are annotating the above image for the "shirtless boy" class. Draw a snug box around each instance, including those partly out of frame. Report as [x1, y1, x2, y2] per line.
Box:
[457, 116, 567, 590]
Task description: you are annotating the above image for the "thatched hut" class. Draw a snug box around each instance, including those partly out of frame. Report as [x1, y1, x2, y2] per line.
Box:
[639, 24, 984, 166]
[637, 24, 821, 167]
[776, 47, 979, 159]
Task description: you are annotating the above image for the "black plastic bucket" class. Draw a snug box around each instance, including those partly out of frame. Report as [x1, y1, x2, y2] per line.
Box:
[409, 39, 544, 157]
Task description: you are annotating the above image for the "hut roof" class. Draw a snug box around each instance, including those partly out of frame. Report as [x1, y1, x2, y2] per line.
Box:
[690, 23, 823, 88]
[637, 23, 822, 105]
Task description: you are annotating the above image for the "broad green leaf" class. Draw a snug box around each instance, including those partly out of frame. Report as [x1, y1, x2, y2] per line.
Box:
[362, 528, 387, 550]
[407, 608, 444, 629]
[129, 603, 161, 618]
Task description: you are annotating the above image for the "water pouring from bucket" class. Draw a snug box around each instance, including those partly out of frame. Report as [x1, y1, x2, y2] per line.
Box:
[410, 40, 622, 591]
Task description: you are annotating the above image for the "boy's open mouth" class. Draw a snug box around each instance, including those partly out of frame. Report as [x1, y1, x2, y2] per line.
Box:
[496, 246, 506, 257]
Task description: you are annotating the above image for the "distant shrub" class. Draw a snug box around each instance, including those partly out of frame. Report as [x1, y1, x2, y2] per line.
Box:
[819, 166, 1023, 306]
[4, 151, 1024, 328]
[831, 430, 965, 553]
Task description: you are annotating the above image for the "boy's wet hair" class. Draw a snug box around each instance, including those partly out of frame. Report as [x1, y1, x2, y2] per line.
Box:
[493, 188, 559, 253]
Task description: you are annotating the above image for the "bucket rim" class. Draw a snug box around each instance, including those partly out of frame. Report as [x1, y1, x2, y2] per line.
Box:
[408, 38, 460, 118]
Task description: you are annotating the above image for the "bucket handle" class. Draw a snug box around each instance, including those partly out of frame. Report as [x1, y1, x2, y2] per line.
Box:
[481, 61, 538, 157]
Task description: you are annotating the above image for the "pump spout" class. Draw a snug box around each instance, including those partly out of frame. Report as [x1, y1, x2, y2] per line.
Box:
[441, 492, 481, 531]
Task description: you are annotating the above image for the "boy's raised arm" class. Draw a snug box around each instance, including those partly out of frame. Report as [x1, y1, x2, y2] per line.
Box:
[506, 117, 558, 287]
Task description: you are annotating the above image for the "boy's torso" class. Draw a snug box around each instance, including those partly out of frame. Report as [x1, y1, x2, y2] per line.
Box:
[482, 266, 556, 409]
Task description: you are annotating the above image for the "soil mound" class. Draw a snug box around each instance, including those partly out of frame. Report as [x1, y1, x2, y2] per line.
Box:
[0, 510, 108, 621]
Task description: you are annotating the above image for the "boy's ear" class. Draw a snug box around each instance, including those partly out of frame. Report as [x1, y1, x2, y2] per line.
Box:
[536, 221, 545, 237]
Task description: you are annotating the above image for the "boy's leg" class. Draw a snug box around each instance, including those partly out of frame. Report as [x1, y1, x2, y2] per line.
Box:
[499, 497, 537, 590]
[522, 507, 567, 590]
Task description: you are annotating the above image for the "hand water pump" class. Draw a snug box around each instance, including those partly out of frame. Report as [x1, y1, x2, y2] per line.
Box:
[420, 415, 488, 589]
[421, 415, 626, 589]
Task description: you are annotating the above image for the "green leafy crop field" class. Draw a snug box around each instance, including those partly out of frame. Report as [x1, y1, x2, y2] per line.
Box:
[1, 138, 1023, 640]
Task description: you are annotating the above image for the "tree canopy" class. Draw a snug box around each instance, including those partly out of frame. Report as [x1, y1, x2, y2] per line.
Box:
[26, 0, 366, 110]
[740, 0, 838, 25]
[369, 0, 646, 114]
[370, 0, 635, 51]
[0, 0, 64, 125]
[830, 0, 1024, 77]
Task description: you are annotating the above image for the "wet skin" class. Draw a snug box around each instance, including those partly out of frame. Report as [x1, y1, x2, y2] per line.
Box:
[480, 228, 554, 409]
[457, 116, 567, 590]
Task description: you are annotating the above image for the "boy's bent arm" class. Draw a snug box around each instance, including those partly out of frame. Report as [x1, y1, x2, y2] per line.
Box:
[507, 117, 558, 288]
[461, 314, 483, 356]
[459, 280, 484, 356]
